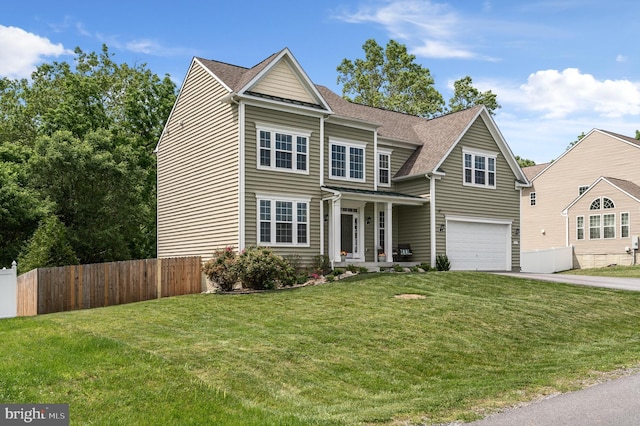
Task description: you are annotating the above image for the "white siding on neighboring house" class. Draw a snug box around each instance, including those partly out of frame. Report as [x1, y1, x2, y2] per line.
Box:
[0, 262, 17, 319]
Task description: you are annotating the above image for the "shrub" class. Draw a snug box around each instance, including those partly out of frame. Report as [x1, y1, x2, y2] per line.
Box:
[311, 254, 331, 275]
[346, 264, 359, 273]
[202, 247, 239, 291]
[333, 268, 345, 275]
[436, 254, 451, 271]
[236, 246, 295, 290]
[392, 264, 404, 272]
[358, 266, 369, 274]
[17, 215, 79, 274]
[419, 262, 432, 271]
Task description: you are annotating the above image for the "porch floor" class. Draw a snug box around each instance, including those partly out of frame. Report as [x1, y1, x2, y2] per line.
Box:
[334, 261, 419, 272]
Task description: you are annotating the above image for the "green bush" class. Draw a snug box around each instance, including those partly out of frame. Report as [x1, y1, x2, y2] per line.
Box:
[333, 268, 345, 275]
[346, 264, 359, 273]
[358, 266, 369, 274]
[17, 215, 79, 274]
[436, 254, 451, 271]
[311, 254, 331, 275]
[419, 262, 432, 271]
[236, 246, 295, 290]
[202, 247, 239, 291]
[392, 264, 404, 272]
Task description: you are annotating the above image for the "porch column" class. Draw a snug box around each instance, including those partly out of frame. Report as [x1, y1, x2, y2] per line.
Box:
[332, 197, 342, 262]
[385, 202, 393, 262]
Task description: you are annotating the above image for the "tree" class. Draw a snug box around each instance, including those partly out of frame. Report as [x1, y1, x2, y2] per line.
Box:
[515, 156, 536, 168]
[447, 76, 501, 115]
[17, 215, 79, 274]
[27, 130, 151, 264]
[337, 39, 445, 117]
[0, 45, 176, 264]
[567, 132, 586, 150]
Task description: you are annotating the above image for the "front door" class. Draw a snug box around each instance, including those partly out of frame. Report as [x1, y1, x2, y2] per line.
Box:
[340, 208, 360, 259]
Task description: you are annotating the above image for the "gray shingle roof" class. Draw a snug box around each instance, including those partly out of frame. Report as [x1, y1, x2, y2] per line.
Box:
[522, 163, 550, 181]
[604, 177, 640, 200]
[599, 130, 640, 148]
[196, 51, 492, 179]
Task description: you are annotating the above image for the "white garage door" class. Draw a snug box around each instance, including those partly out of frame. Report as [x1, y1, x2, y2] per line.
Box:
[447, 220, 511, 271]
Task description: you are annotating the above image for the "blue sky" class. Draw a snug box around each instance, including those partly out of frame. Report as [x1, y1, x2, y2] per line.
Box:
[1, 0, 638, 163]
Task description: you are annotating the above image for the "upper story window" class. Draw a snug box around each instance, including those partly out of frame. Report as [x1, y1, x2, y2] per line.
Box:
[257, 195, 310, 247]
[378, 151, 391, 187]
[257, 125, 310, 174]
[589, 197, 615, 210]
[463, 149, 496, 188]
[579, 186, 589, 195]
[530, 192, 536, 206]
[330, 139, 366, 182]
[621, 212, 630, 238]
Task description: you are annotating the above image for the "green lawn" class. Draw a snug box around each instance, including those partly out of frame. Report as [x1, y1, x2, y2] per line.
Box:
[2, 272, 640, 425]
[561, 264, 640, 278]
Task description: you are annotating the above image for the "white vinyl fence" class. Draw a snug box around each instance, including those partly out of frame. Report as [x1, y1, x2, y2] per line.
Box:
[0, 261, 17, 319]
[521, 246, 574, 273]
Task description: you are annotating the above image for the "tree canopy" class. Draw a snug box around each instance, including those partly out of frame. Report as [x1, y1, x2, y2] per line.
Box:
[337, 39, 501, 117]
[0, 45, 176, 269]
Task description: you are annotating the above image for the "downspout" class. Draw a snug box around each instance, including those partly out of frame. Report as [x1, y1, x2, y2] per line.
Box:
[238, 98, 246, 251]
[319, 116, 325, 255]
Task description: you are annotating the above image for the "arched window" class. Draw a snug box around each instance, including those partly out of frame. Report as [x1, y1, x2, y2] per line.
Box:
[590, 198, 601, 210]
[603, 197, 615, 209]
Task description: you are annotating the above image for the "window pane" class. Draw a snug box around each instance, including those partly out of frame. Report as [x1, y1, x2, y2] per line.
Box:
[275, 201, 292, 222]
[260, 200, 270, 220]
[604, 214, 615, 239]
[276, 223, 292, 243]
[260, 222, 271, 243]
[488, 157, 495, 172]
[475, 169, 485, 185]
[350, 147, 364, 179]
[475, 156, 485, 170]
[621, 213, 630, 238]
[590, 199, 600, 210]
[379, 169, 389, 184]
[379, 154, 390, 184]
[603, 197, 615, 209]
[297, 224, 307, 244]
[589, 215, 600, 239]
[260, 131, 271, 166]
[465, 169, 472, 183]
[296, 137, 307, 171]
[488, 171, 495, 186]
[464, 153, 472, 168]
[331, 145, 346, 177]
[530, 192, 536, 206]
[296, 153, 306, 171]
[276, 151, 292, 169]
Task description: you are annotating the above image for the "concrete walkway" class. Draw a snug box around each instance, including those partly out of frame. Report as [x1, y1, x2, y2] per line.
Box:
[497, 272, 640, 292]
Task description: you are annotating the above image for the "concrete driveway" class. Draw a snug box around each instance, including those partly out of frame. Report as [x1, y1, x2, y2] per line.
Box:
[497, 272, 640, 292]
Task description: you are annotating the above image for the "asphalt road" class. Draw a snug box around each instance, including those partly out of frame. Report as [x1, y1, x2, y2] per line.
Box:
[466, 372, 640, 426]
[463, 272, 640, 426]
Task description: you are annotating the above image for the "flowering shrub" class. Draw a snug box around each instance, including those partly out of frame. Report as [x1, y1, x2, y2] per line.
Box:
[236, 246, 296, 290]
[202, 247, 239, 291]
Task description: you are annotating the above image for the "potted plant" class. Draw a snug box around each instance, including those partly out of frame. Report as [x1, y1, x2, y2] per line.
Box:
[378, 252, 386, 262]
[340, 250, 347, 262]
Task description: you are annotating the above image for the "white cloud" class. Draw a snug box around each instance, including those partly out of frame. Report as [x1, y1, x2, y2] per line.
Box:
[335, 0, 480, 60]
[0, 25, 72, 79]
[520, 68, 640, 118]
[616, 54, 627, 62]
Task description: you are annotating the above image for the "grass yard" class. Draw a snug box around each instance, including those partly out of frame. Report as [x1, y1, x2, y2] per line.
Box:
[2, 272, 640, 425]
[561, 264, 640, 278]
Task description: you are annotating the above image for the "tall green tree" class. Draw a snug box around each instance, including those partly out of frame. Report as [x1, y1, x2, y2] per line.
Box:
[27, 130, 151, 264]
[337, 39, 445, 117]
[17, 215, 79, 274]
[515, 156, 536, 168]
[447, 76, 501, 115]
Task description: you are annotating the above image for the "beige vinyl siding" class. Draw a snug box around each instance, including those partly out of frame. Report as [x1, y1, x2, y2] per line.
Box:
[157, 62, 239, 259]
[435, 118, 521, 269]
[243, 105, 322, 259]
[325, 123, 375, 190]
[567, 181, 640, 258]
[522, 131, 640, 252]
[251, 59, 316, 104]
[396, 177, 430, 262]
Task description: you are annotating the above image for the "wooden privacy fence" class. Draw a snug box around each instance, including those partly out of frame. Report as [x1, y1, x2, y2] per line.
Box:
[16, 257, 201, 316]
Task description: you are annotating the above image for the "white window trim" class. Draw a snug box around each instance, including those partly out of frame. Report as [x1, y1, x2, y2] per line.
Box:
[255, 123, 311, 175]
[377, 149, 392, 187]
[462, 148, 497, 189]
[256, 194, 311, 247]
[329, 138, 367, 182]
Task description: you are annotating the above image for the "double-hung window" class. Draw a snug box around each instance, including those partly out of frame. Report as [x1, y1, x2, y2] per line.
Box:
[588, 197, 617, 240]
[576, 216, 584, 240]
[378, 151, 391, 187]
[257, 195, 310, 246]
[621, 212, 630, 238]
[257, 125, 310, 174]
[330, 140, 366, 182]
[463, 149, 496, 188]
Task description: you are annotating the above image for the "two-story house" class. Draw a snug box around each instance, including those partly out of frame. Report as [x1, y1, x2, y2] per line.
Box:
[521, 129, 640, 268]
[156, 48, 528, 271]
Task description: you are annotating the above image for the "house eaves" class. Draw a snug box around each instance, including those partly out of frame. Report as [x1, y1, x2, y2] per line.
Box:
[562, 176, 640, 214]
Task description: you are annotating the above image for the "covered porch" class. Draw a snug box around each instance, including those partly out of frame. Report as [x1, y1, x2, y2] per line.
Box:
[321, 186, 428, 266]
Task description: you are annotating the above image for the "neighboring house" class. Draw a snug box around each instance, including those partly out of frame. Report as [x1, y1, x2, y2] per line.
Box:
[156, 48, 528, 271]
[521, 129, 640, 268]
